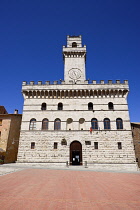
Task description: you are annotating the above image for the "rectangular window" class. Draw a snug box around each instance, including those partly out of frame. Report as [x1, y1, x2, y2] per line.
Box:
[0, 131, 1, 139]
[54, 142, 58, 149]
[85, 141, 91, 145]
[94, 142, 98, 149]
[0, 119, 2, 126]
[31, 142, 35, 149]
[118, 142, 122, 149]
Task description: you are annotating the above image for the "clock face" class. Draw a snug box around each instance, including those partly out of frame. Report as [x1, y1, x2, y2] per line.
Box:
[68, 68, 82, 80]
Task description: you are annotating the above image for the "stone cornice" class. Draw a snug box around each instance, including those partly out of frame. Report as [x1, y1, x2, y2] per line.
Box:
[22, 88, 128, 99]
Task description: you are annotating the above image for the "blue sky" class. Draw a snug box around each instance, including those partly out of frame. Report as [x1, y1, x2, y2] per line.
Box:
[0, 0, 140, 122]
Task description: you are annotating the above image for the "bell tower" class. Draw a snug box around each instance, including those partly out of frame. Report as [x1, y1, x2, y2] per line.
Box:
[63, 35, 86, 83]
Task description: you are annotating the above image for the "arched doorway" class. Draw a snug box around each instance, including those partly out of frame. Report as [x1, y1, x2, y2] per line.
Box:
[70, 141, 82, 165]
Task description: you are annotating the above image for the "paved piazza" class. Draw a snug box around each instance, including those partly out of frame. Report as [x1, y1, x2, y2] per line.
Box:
[0, 164, 140, 210]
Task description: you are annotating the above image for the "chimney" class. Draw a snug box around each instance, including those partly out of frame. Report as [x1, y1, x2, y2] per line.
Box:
[14, 109, 18, 114]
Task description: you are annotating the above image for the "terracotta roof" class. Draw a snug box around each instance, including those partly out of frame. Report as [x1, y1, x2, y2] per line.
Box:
[131, 122, 140, 125]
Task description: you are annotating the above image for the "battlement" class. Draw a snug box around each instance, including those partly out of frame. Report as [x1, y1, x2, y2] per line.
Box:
[68, 35, 81, 38]
[22, 80, 128, 86]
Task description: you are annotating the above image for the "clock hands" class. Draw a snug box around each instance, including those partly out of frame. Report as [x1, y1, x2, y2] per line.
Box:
[68, 68, 81, 80]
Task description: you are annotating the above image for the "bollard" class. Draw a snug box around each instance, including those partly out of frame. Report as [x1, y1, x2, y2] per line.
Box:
[66, 161, 69, 168]
[85, 161, 87, 168]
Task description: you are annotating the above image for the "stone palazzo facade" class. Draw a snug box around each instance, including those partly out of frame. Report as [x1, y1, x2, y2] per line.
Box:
[17, 36, 137, 170]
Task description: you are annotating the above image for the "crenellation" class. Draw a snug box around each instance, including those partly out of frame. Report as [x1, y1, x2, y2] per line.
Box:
[30, 81, 34, 85]
[22, 81, 27, 85]
[116, 80, 120, 84]
[22, 80, 129, 86]
[124, 80, 128, 84]
[53, 81, 58, 85]
[108, 80, 112, 84]
[46, 81, 50, 85]
[38, 81, 42, 85]
[61, 81, 65, 84]
[100, 80, 104, 84]
[92, 80, 96, 84]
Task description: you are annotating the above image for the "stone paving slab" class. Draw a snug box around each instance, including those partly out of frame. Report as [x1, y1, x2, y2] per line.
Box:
[0, 163, 140, 174]
[0, 168, 140, 209]
[0, 166, 23, 176]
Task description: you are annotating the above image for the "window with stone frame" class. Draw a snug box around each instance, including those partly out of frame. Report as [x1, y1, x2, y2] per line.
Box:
[54, 118, 61, 130]
[29, 118, 36, 130]
[85, 141, 91, 145]
[104, 118, 111, 130]
[42, 118, 49, 130]
[118, 142, 122, 149]
[94, 142, 98, 149]
[31, 142, 35, 149]
[88, 102, 93, 110]
[72, 42, 77, 47]
[108, 102, 114, 110]
[41, 103, 47, 110]
[0, 119, 2, 126]
[116, 118, 123, 129]
[54, 142, 58, 149]
[91, 118, 98, 130]
[58, 103, 63, 110]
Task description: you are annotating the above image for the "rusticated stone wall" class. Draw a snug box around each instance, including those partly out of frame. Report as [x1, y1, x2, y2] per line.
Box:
[18, 130, 135, 164]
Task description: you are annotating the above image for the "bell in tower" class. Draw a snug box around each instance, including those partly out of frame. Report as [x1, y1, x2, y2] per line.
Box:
[63, 35, 86, 83]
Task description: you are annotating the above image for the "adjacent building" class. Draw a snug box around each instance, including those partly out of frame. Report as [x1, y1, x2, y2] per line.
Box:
[17, 36, 137, 170]
[0, 107, 22, 163]
[131, 123, 140, 167]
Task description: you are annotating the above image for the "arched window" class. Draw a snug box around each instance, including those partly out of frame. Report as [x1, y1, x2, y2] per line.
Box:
[104, 118, 110, 130]
[91, 118, 98, 130]
[42, 118, 49, 130]
[54, 118, 61, 130]
[116, 118, 123, 129]
[58, 103, 63, 110]
[88, 102, 93, 110]
[72, 42, 77, 47]
[41, 103, 46, 110]
[29, 118, 36, 130]
[108, 102, 114, 110]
